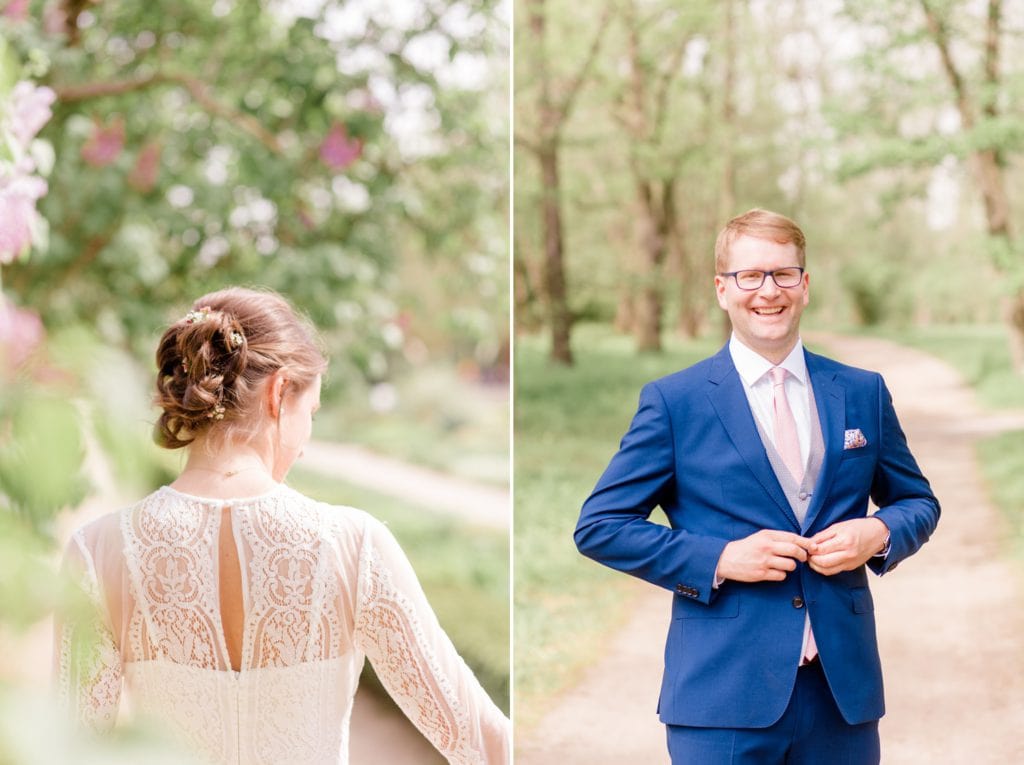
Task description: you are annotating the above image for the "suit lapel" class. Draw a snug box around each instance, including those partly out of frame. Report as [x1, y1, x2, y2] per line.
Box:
[802, 350, 844, 532]
[706, 348, 801, 531]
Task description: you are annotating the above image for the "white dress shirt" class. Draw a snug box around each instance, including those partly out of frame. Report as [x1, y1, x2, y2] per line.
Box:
[728, 334, 811, 474]
[723, 336, 819, 664]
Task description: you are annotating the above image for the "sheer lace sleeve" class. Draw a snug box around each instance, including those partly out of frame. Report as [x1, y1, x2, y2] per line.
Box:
[55, 530, 123, 732]
[353, 517, 510, 765]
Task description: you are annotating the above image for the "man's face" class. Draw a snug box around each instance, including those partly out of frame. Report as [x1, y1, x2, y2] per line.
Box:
[714, 234, 809, 362]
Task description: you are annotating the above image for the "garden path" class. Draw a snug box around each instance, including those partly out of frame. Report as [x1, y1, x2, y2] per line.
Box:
[515, 333, 1024, 764]
[302, 439, 509, 530]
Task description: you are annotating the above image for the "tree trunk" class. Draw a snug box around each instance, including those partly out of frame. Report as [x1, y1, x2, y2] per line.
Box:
[717, 0, 738, 344]
[921, 0, 1023, 371]
[666, 182, 704, 339]
[633, 181, 667, 352]
[539, 148, 573, 364]
[1005, 289, 1024, 374]
[614, 289, 634, 334]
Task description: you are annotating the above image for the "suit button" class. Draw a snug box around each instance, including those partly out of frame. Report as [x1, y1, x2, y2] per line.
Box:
[798, 491, 809, 501]
[792, 596, 805, 609]
[675, 584, 686, 595]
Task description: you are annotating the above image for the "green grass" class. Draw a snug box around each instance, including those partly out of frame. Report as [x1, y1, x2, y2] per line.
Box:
[513, 324, 718, 730]
[287, 467, 510, 713]
[976, 431, 1024, 561]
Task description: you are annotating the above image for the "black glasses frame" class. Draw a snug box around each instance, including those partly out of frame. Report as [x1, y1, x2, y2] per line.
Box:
[717, 267, 805, 291]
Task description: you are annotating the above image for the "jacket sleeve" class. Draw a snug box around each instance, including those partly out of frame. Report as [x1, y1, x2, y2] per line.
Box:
[574, 382, 729, 605]
[868, 375, 941, 575]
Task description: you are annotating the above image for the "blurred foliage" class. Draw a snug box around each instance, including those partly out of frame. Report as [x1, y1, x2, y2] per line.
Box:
[2, 0, 507, 384]
[0, 688, 204, 764]
[515, 0, 1023, 350]
[0, 383, 88, 534]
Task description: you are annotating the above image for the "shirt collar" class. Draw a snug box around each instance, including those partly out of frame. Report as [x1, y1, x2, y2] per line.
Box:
[728, 334, 807, 388]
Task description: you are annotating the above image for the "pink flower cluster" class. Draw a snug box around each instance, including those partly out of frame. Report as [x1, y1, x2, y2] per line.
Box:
[319, 123, 363, 171]
[0, 81, 57, 264]
[82, 116, 126, 167]
[0, 296, 44, 373]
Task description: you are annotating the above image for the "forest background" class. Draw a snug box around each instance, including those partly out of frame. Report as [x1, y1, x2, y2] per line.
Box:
[515, 0, 1024, 735]
[0, 0, 509, 761]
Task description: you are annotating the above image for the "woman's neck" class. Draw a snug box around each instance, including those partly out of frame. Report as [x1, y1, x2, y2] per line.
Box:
[170, 440, 280, 499]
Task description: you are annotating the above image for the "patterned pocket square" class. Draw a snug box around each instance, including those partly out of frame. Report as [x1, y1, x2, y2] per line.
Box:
[844, 428, 868, 450]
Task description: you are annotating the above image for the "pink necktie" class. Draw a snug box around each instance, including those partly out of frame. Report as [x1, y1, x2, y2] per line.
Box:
[770, 367, 803, 484]
[770, 367, 817, 663]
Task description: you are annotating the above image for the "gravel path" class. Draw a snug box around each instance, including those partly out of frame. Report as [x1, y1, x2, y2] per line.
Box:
[516, 333, 1024, 764]
[302, 440, 509, 530]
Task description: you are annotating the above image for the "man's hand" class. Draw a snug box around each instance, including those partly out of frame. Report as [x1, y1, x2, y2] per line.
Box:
[807, 517, 889, 576]
[716, 530, 815, 583]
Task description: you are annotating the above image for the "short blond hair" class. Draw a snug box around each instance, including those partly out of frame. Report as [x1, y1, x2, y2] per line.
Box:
[714, 208, 806, 273]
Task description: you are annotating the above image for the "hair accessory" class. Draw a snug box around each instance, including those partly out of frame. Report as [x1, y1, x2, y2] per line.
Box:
[184, 306, 212, 324]
[229, 330, 245, 348]
[206, 404, 226, 420]
[181, 361, 189, 374]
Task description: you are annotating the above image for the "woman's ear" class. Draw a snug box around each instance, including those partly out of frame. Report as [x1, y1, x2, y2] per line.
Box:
[266, 370, 289, 419]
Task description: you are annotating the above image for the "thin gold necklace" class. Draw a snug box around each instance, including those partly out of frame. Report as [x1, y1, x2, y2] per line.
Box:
[182, 463, 269, 479]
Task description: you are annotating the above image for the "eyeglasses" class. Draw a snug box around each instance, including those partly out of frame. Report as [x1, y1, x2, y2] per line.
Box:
[718, 267, 805, 291]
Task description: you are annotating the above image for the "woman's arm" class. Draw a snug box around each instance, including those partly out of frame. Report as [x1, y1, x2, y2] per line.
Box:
[353, 517, 510, 765]
[54, 532, 123, 732]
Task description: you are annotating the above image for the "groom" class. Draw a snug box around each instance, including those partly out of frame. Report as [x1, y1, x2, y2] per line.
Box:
[574, 209, 939, 764]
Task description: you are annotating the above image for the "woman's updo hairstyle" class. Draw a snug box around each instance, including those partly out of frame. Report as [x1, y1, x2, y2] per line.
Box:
[154, 287, 327, 449]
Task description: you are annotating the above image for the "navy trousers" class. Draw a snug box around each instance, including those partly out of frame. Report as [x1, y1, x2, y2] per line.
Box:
[665, 660, 880, 764]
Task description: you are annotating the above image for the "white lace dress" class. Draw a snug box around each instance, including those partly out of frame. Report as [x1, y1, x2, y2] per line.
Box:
[55, 484, 509, 764]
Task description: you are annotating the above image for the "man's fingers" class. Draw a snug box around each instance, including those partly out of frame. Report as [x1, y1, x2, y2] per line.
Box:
[769, 555, 797, 572]
[764, 531, 814, 552]
[810, 563, 842, 576]
[768, 541, 808, 562]
[812, 535, 846, 554]
[784, 533, 815, 551]
[808, 551, 847, 570]
[810, 528, 838, 545]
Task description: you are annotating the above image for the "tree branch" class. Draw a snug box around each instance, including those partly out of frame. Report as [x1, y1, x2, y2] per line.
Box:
[652, 35, 691, 143]
[513, 132, 542, 155]
[918, 0, 974, 128]
[984, 0, 1001, 120]
[52, 73, 283, 154]
[52, 73, 168, 102]
[555, 3, 614, 125]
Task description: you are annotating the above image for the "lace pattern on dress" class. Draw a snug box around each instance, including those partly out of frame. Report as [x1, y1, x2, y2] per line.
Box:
[56, 532, 123, 732]
[355, 537, 479, 765]
[121, 496, 224, 668]
[236, 494, 344, 668]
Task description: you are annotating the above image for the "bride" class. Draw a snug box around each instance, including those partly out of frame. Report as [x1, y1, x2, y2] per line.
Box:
[55, 287, 510, 764]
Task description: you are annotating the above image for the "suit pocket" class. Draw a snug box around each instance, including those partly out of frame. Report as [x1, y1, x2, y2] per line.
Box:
[674, 591, 740, 619]
[849, 586, 874, 614]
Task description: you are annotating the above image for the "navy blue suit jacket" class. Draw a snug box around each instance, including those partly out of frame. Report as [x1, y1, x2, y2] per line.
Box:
[574, 345, 939, 728]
